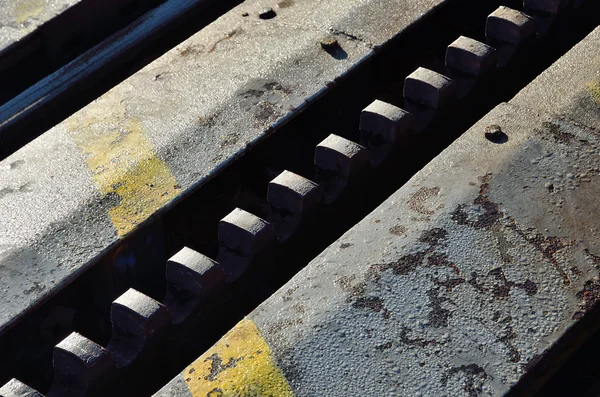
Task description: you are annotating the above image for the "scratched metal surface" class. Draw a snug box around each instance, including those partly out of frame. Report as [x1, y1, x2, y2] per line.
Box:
[0, 0, 446, 333]
[0, 0, 80, 52]
[155, 27, 600, 396]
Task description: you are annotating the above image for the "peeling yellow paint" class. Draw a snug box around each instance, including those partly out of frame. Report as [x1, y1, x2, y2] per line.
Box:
[66, 92, 180, 236]
[183, 319, 294, 397]
[586, 80, 600, 107]
[14, 0, 46, 24]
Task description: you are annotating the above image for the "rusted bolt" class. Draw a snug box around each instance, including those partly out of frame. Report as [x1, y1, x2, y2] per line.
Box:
[320, 37, 347, 60]
[259, 7, 277, 19]
[485, 124, 508, 143]
[321, 38, 338, 50]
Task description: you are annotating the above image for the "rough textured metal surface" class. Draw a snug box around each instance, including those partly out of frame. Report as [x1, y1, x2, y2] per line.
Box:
[510, 26, 600, 131]
[0, 0, 447, 334]
[252, 103, 600, 396]
[0, 0, 80, 53]
[0, 0, 217, 136]
[156, 27, 600, 396]
[0, 378, 44, 397]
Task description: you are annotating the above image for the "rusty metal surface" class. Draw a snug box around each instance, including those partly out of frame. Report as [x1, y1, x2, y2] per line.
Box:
[155, 27, 600, 396]
[0, 0, 448, 334]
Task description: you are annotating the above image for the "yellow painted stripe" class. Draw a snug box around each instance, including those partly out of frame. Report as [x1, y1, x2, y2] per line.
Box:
[14, 0, 46, 24]
[66, 93, 181, 236]
[587, 80, 600, 107]
[183, 318, 294, 397]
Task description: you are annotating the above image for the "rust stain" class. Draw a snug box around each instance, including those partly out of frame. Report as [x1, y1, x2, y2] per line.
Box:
[408, 187, 441, 215]
[208, 29, 240, 53]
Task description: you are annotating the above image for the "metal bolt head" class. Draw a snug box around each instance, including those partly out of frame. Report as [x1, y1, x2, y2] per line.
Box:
[485, 124, 508, 143]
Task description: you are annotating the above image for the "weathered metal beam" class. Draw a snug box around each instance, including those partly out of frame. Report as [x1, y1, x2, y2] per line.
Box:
[155, 26, 600, 396]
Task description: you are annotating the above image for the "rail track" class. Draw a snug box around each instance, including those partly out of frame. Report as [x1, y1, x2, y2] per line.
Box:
[0, 0, 598, 395]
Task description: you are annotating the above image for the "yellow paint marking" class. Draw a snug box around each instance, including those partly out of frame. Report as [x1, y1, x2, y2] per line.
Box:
[586, 80, 600, 107]
[66, 92, 181, 236]
[184, 319, 294, 397]
[14, 0, 46, 24]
